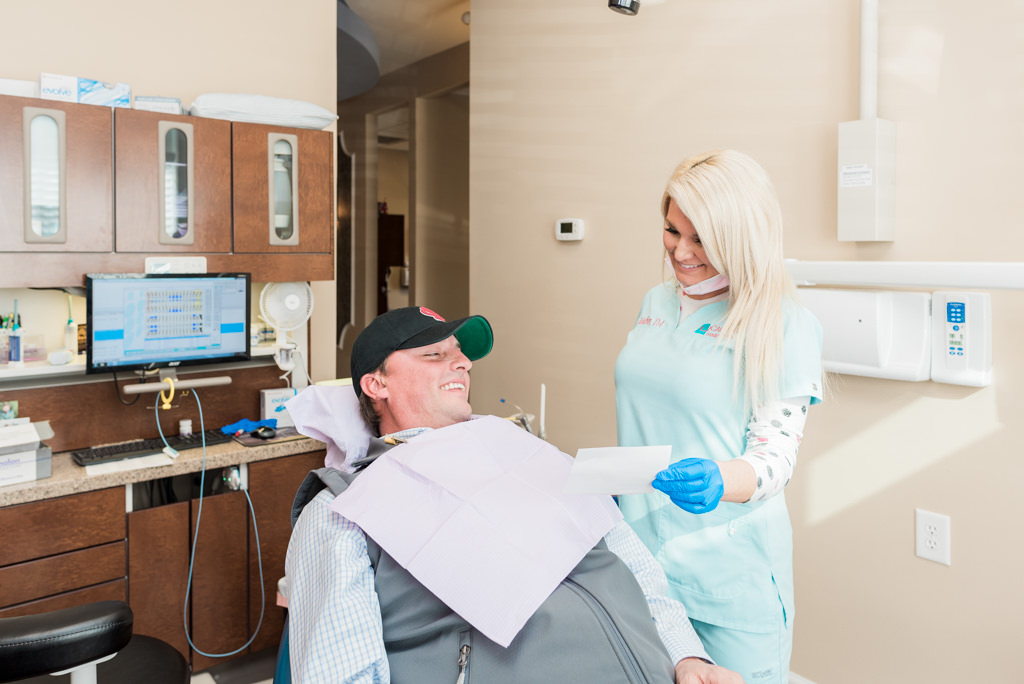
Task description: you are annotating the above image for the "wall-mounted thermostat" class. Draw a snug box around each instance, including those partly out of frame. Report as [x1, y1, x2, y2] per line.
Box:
[555, 218, 584, 241]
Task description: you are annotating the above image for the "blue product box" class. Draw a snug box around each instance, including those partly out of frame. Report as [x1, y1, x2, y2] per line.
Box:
[78, 78, 131, 108]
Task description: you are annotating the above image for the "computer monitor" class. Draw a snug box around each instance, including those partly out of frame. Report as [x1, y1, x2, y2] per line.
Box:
[86, 273, 251, 375]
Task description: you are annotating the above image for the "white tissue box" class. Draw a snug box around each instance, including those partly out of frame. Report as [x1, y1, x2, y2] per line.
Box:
[0, 421, 54, 486]
[261, 388, 297, 427]
[134, 95, 183, 114]
[0, 445, 52, 486]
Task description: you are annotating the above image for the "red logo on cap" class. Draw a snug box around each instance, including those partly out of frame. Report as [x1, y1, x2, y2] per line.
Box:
[419, 307, 446, 322]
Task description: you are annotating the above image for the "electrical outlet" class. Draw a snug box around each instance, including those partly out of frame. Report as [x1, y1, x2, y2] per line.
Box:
[915, 508, 951, 565]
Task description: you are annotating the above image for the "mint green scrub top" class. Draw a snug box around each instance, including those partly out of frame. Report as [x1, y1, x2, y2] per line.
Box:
[615, 283, 823, 633]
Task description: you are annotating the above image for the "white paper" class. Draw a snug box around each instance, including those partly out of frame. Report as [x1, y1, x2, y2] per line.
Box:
[286, 384, 372, 471]
[85, 453, 175, 476]
[331, 415, 622, 647]
[564, 445, 671, 495]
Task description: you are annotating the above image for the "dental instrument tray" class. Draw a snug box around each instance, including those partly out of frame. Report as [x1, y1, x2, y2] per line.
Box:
[71, 429, 232, 467]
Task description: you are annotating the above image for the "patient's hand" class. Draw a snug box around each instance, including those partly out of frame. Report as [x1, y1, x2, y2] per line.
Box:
[675, 657, 745, 684]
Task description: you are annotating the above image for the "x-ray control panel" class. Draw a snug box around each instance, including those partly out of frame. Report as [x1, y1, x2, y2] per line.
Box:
[930, 292, 991, 387]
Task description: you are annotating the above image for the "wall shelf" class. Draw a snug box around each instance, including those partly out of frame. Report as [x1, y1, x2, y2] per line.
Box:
[786, 260, 1024, 290]
[0, 356, 85, 381]
[0, 346, 277, 386]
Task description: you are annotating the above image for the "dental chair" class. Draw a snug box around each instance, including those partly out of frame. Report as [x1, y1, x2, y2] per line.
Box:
[0, 600, 190, 684]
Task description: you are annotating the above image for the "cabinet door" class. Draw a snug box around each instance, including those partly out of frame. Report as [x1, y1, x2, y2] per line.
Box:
[128, 488, 256, 672]
[128, 499, 191, 661]
[246, 449, 328, 653]
[115, 108, 232, 253]
[189, 489, 250, 672]
[0, 94, 112, 253]
[232, 122, 333, 254]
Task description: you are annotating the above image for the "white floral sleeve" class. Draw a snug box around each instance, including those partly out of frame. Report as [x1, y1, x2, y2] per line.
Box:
[737, 396, 810, 503]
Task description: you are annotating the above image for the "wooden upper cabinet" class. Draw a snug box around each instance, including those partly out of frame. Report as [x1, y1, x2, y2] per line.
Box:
[114, 108, 232, 253]
[231, 122, 332, 254]
[0, 94, 113, 253]
[0, 95, 334, 285]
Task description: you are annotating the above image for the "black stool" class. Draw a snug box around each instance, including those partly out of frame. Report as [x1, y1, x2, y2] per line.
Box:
[0, 600, 189, 684]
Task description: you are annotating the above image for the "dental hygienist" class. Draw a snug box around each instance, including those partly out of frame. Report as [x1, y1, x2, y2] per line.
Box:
[614, 149, 824, 684]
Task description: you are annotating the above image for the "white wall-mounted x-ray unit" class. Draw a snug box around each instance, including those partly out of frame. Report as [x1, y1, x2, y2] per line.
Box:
[798, 288, 931, 381]
[798, 288, 993, 386]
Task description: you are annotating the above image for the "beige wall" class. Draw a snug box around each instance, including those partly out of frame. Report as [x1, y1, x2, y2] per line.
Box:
[468, 1, 1023, 682]
[416, 92, 470, 320]
[0, 0, 338, 381]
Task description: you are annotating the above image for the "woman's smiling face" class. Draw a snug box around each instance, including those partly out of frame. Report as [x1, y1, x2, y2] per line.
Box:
[663, 198, 724, 298]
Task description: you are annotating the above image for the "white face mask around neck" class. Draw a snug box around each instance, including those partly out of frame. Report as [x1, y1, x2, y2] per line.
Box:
[664, 256, 730, 296]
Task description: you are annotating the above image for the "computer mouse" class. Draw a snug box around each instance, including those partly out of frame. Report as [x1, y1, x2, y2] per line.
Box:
[251, 426, 276, 440]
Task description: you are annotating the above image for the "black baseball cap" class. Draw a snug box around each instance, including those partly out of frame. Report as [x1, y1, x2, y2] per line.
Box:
[350, 306, 493, 397]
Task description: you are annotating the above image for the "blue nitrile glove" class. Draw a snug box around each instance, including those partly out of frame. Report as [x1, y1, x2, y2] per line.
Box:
[652, 458, 724, 514]
[221, 418, 277, 435]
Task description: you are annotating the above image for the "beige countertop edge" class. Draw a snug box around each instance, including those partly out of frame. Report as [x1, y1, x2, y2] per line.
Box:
[0, 437, 327, 507]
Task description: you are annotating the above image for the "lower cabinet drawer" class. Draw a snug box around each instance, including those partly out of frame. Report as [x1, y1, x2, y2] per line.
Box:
[0, 487, 125, 566]
[0, 541, 126, 608]
[0, 579, 127, 618]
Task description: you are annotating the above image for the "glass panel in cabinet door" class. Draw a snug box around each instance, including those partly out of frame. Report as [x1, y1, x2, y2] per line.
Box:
[268, 133, 299, 246]
[158, 121, 195, 245]
[23, 108, 67, 244]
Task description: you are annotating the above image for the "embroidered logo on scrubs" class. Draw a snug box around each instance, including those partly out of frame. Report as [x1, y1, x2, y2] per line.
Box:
[637, 316, 665, 328]
[694, 323, 721, 338]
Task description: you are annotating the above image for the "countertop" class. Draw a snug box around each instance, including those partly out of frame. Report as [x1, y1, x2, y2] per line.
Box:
[0, 436, 327, 507]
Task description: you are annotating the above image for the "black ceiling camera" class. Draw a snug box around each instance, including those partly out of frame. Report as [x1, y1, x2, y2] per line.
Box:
[609, 0, 640, 16]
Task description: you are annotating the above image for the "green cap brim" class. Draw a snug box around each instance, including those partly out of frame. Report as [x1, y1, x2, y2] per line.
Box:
[453, 315, 493, 361]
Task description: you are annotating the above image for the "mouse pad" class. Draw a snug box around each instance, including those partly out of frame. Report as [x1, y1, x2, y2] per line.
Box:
[231, 426, 307, 447]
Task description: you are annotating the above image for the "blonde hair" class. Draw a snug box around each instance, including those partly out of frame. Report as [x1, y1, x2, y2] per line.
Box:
[661, 149, 795, 410]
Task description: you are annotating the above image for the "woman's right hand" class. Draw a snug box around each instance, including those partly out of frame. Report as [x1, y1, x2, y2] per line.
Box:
[652, 458, 724, 513]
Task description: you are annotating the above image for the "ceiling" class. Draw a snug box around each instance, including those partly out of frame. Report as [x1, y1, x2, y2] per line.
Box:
[344, 0, 471, 83]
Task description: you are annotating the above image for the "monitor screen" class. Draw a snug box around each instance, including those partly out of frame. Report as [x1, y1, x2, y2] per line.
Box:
[86, 273, 251, 374]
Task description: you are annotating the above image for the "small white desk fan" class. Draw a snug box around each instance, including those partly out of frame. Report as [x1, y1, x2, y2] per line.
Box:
[258, 282, 314, 372]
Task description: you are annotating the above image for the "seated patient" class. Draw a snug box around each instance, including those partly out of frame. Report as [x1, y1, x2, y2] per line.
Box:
[285, 306, 743, 684]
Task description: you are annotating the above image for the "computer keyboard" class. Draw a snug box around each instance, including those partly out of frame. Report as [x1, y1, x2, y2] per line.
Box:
[71, 429, 233, 467]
